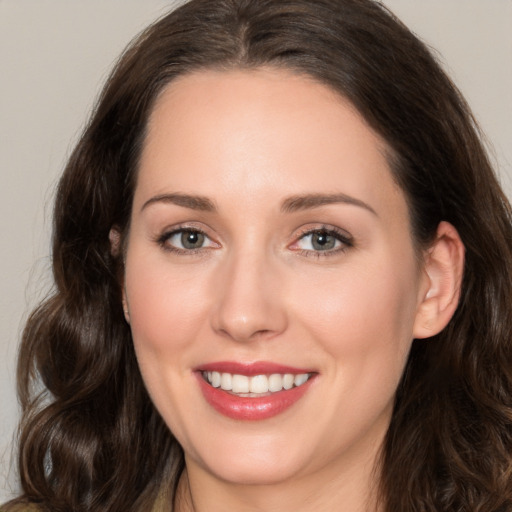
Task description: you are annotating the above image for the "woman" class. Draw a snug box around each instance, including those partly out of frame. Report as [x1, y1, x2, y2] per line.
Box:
[4, 0, 512, 510]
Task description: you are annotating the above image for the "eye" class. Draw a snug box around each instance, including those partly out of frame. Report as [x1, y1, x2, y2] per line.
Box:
[291, 227, 353, 256]
[298, 231, 339, 251]
[173, 230, 206, 250]
[158, 228, 217, 253]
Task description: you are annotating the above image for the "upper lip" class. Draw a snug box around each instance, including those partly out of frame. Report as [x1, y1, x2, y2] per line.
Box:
[195, 361, 315, 376]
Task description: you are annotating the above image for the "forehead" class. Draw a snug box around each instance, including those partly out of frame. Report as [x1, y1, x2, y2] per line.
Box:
[135, 67, 406, 223]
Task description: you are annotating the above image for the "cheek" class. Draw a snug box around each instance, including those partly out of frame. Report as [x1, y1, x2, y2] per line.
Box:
[289, 255, 419, 374]
[124, 251, 213, 359]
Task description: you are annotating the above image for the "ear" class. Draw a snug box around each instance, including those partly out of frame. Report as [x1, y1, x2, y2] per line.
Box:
[109, 226, 122, 258]
[413, 221, 465, 339]
[121, 292, 130, 324]
[109, 227, 130, 324]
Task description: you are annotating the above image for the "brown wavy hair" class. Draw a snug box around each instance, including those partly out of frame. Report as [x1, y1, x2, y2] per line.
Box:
[6, 0, 512, 510]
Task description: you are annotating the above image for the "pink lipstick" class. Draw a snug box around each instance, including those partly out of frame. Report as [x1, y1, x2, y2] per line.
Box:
[195, 361, 316, 421]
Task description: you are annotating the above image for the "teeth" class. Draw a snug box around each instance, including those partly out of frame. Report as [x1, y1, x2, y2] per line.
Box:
[268, 373, 283, 392]
[294, 373, 308, 386]
[210, 371, 221, 388]
[204, 371, 311, 394]
[283, 374, 294, 390]
[249, 375, 269, 393]
[220, 372, 232, 391]
[232, 374, 249, 393]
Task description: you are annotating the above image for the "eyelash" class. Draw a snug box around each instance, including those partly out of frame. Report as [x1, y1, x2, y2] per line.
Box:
[156, 225, 215, 255]
[156, 225, 353, 258]
[291, 225, 354, 259]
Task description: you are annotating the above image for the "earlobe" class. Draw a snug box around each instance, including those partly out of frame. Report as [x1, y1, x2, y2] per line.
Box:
[413, 221, 465, 339]
[109, 226, 130, 323]
[122, 293, 130, 324]
[109, 226, 122, 257]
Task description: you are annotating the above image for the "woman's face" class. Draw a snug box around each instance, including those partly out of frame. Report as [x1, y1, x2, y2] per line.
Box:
[123, 68, 430, 486]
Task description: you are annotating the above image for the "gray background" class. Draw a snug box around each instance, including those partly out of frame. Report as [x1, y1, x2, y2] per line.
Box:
[1, 0, 511, 502]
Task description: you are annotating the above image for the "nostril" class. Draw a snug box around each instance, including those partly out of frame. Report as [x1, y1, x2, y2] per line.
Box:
[216, 326, 275, 343]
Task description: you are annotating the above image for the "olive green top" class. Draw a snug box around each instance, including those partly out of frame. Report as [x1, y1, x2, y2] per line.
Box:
[1, 477, 171, 511]
[1, 504, 166, 512]
[1, 492, 168, 512]
[0, 506, 40, 512]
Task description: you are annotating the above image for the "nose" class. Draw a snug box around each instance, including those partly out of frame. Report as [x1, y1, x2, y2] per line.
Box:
[210, 248, 288, 343]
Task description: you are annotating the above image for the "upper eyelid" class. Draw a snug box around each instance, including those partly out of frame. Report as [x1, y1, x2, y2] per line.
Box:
[294, 224, 353, 241]
[157, 224, 215, 244]
[156, 227, 219, 255]
[166, 225, 207, 236]
[287, 225, 354, 256]
[159, 222, 214, 238]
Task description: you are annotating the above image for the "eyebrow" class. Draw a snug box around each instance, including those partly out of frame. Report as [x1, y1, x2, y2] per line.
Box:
[141, 193, 217, 212]
[140, 191, 377, 216]
[281, 193, 377, 216]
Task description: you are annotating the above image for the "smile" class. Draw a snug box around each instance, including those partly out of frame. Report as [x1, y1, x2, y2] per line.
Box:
[196, 362, 316, 420]
[202, 371, 311, 395]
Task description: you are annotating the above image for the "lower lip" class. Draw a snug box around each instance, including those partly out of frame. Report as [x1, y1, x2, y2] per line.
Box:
[196, 373, 314, 421]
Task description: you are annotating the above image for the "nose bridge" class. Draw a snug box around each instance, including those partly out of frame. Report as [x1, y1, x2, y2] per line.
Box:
[211, 240, 287, 342]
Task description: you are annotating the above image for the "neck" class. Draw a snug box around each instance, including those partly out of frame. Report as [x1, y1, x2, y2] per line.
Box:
[174, 449, 384, 512]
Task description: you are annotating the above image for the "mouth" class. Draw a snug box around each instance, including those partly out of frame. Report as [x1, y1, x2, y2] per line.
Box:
[202, 370, 312, 396]
[195, 362, 317, 420]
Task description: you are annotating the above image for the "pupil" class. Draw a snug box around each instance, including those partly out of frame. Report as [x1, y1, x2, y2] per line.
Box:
[181, 231, 204, 249]
[312, 232, 335, 250]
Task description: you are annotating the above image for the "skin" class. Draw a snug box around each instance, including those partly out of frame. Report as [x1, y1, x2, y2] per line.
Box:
[121, 68, 461, 511]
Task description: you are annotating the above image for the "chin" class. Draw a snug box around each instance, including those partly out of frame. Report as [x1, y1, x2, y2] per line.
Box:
[185, 432, 314, 486]
[205, 458, 303, 486]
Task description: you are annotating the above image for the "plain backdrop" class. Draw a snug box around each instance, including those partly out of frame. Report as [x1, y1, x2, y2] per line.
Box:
[1, 0, 511, 503]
